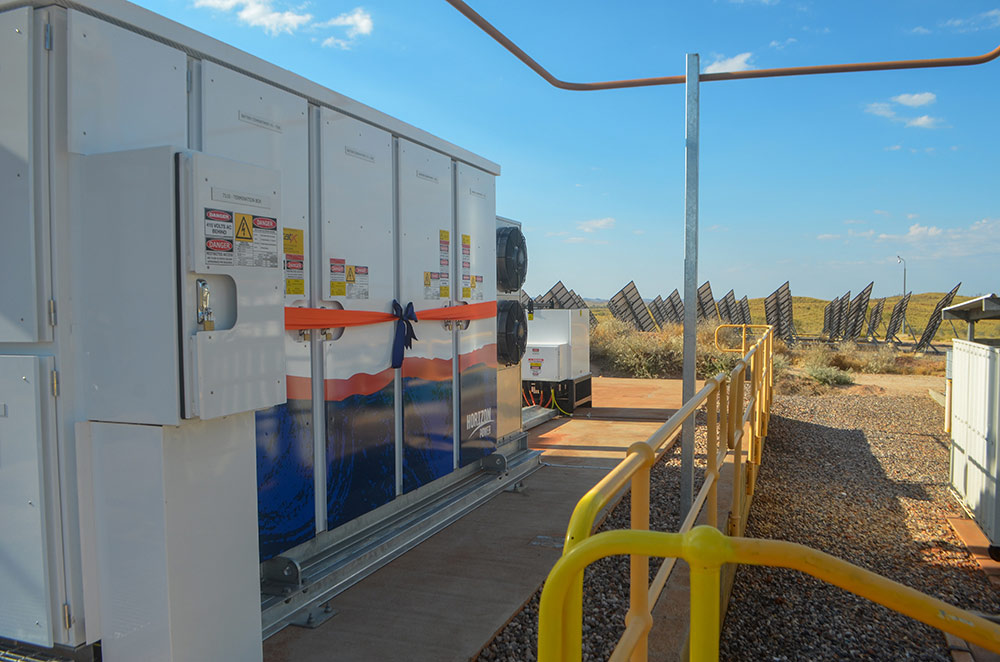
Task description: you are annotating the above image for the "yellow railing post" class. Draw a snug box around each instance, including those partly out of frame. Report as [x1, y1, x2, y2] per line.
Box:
[719, 378, 730, 451]
[627, 443, 655, 662]
[685, 527, 728, 662]
[706, 382, 718, 529]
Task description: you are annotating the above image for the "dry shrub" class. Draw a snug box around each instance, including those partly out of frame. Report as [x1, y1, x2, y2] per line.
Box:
[862, 346, 898, 374]
[589, 319, 742, 379]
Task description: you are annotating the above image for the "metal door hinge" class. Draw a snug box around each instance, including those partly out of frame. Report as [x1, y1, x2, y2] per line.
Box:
[62, 603, 71, 630]
[51, 370, 59, 397]
[48, 299, 56, 326]
[44, 23, 52, 50]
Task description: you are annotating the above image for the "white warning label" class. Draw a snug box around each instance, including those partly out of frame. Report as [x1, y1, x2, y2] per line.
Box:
[204, 208, 278, 268]
[346, 264, 369, 300]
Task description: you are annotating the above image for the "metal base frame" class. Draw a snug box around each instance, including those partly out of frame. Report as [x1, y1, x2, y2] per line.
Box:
[260, 448, 541, 638]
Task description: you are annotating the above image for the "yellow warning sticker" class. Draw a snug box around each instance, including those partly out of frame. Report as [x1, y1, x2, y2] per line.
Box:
[462, 234, 470, 245]
[439, 285, 449, 298]
[462, 287, 471, 299]
[235, 214, 254, 242]
[439, 230, 449, 241]
[283, 228, 303, 253]
[346, 265, 356, 283]
[424, 271, 431, 286]
[470, 278, 476, 289]
[331, 281, 346, 296]
[286, 278, 305, 295]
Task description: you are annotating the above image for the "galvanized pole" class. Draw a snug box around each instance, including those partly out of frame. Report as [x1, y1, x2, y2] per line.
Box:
[681, 54, 699, 516]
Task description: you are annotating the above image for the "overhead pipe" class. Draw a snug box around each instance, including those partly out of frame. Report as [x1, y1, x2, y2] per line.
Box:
[444, 0, 1000, 90]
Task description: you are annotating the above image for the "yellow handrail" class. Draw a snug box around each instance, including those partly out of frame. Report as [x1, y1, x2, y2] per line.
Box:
[714, 323, 772, 354]
[538, 527, 1000, 662]
[551, 325, 774, 661]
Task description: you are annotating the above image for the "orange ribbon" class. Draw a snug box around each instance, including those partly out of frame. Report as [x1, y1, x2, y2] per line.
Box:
[285, 301, 496, 331]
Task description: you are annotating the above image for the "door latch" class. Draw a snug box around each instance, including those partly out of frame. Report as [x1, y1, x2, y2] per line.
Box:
[196, 279, 215, 331]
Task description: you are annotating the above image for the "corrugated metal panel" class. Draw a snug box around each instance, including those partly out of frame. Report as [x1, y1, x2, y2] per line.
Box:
[951, 340, 1000, 543]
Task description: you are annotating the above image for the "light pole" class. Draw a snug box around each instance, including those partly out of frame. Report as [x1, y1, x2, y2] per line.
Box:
[896, 255, 906, 297]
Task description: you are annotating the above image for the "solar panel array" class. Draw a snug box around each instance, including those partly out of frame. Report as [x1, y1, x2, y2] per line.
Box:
[536, 280, 576, 309]
[649, 295, 669, 327]
[844, 281, 874, 341]
[866, 298, 886, 340]
[696, 281, 720, 323]
[665, 289, 684, 325]
[836, 292, 851, 339]
[822, 300, 832, 336]
[885, 293, 911, 342]
[531, 281, 599, 328]
[717, 290, 738, 324]
[764, 281, 796, 341]
[914, 283, 961, 352]
[608, 281, 658, 332]
[825, 290, 850, 339]
[737, 296, 752, 326]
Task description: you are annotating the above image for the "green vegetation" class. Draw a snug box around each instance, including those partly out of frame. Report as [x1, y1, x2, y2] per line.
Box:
[585, 291, 999, 344]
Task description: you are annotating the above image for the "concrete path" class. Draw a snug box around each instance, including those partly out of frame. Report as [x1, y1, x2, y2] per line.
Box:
[263, 378, 683, 661]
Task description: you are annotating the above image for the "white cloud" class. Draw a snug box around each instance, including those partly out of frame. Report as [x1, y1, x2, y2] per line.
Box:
[905, 115, 944, 129]
[577, 217, 616, 233]
[866, 96, 947, 129]
[907, 213, 918, 219]
[194, 0, 311, 35]
[943, 9, 1000, 32]
[704, 53, 755, 74]
[769, 37, 797, 49]
[314, 7, 373, 37]
[848, 228, 875, 238]
[885, 145, 902, 151]
[545, 231, 569, 237]
[911, 26, 931, 35]
[843, 219, 865, 225]
[194, 1, 373, 47]
[874, 209, 890, 216]
[322, 37, 350, 49]
[878, 223, 942, 241]
[632, 229, 646, 235]
[865, 102, 896, 118]
[892, 92, 936, 107]
[817, 233, 840, 240]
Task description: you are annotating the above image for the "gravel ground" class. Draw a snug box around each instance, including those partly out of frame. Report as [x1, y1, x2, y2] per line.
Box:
[477, 392, 997, 661]
[720, 393, 1000, 661]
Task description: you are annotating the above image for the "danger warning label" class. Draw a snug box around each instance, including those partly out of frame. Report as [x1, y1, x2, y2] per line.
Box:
[235, 214, 254, 241]
[203, 208, 278, 268]
[329, 258, 369, 299]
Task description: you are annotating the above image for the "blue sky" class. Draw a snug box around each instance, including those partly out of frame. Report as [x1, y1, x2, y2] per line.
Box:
[136, 0, 999, 301]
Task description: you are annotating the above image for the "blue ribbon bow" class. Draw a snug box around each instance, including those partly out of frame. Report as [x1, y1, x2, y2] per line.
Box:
[391, 300, 418, 369]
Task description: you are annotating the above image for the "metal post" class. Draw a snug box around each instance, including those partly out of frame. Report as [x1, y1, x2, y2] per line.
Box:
[681, 53, 700, 516]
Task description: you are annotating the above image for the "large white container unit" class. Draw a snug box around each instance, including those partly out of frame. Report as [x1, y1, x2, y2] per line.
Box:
[0, 1, 503, 660]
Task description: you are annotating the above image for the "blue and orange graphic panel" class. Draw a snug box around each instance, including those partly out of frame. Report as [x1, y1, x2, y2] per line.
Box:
[326, 369, 396, 531]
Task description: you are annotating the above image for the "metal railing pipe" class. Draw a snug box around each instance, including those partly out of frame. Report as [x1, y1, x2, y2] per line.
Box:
[444, 0, 999, 92]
